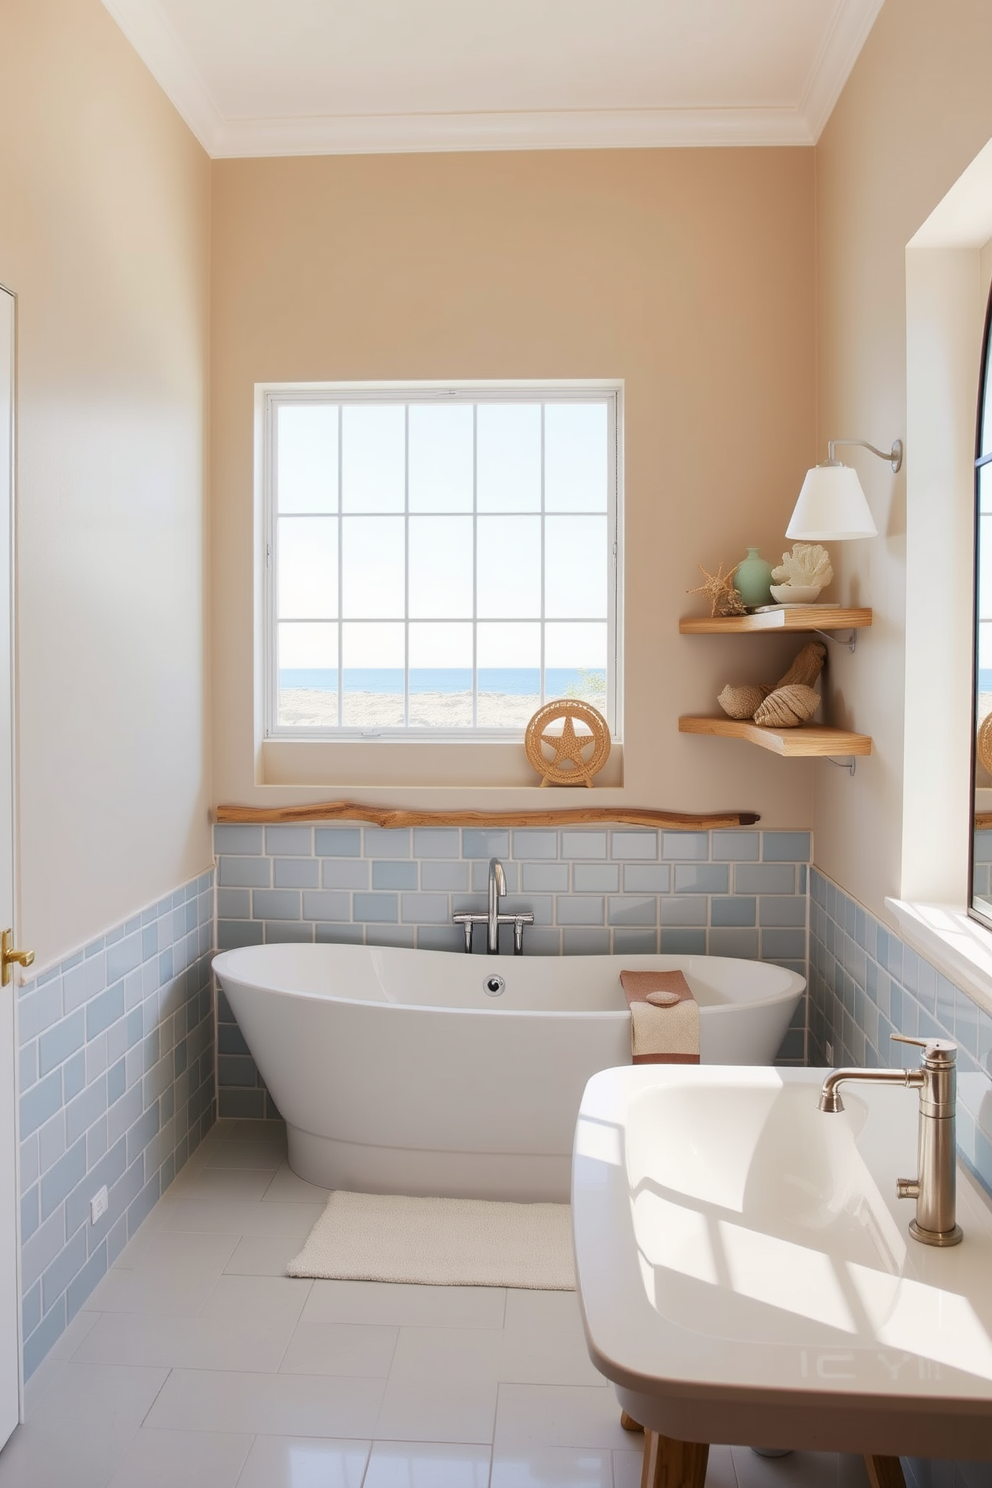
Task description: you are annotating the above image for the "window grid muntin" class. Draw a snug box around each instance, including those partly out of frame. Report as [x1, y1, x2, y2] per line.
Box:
[264, 385, 619, 740]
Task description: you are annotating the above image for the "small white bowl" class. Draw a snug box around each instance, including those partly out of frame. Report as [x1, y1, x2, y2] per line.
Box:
[769, 584, 821, 604]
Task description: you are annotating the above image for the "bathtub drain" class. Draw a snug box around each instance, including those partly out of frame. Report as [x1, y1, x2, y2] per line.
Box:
[483, 974, 505, 997]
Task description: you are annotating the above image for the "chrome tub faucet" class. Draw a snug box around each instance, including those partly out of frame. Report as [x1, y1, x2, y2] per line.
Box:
[452, 857, 534, 955]
[818, 1033, 963, 1246]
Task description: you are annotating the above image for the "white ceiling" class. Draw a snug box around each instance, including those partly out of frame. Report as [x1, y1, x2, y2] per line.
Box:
[100, 0, 885, 159]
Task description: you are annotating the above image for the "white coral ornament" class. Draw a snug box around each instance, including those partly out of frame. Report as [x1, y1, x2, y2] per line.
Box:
[771, 543, 834, 590]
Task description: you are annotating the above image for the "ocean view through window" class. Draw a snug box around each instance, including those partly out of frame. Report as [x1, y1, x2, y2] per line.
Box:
[263, 384, 621, 738]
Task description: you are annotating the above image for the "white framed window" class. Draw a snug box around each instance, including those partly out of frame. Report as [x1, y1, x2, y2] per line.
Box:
[261, 382, 622, 740]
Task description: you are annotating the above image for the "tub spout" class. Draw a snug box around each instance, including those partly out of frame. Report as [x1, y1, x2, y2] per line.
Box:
[452, 858, 534, 953]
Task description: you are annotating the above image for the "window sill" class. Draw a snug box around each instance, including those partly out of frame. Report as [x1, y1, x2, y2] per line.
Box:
[259, 737, 625, 790]
[886, 897, 992, 1016]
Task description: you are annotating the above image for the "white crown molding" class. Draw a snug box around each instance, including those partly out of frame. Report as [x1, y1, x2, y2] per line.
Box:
[800, 0, 886, 142]
[100, 0, 224, 153]
[211, 107, 814, 159]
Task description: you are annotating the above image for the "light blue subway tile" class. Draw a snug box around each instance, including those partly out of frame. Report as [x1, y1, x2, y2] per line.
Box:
[521, 864, 569, 893]
[19, 1041, 37, 1092]
[18, 981, 63, 1043]
[710, 896, 757, 927]
[106, 934, 142, 986]
[416, 926, 464, 953]
[214, 824, 263, 855]
[758, 896, 806, 927]
[301, 890, 351, 922]
[63, 1051, 85, 1103]
[662, 832, 709, 861]
[86, 983, 125, 1040]
[219, 857, 271, 889]
[126, 1008, 143, 1050]
[321, 858, 370, 890]
[613, 929, 659, 955]
[107, 1059, 126, 1105]
[264, 826, 313, 856]
[617, 864, 667, 894]
[126, 1105, 160, 1167]
[512, 830, 559, 860]
[274, 858, 320, 889]
[314, 923, 364, 945]
[66, 1244, 107, 1323]
[560, 832, 607, 861]
[660, 929, 707, 954]
[373, 861, 418, 891]
[607, 896, 657, 927]
[40, 1136, 87, 1222]
[734, 864, 796, 895]
[65, 1079, 107, 1147]
[503, 895, 553, 927]
[462, 829, 509, 860]
[61, 962, 88, 1014]
[709, 927, 759, 958]
[660, 897, 707, 926]
[400, 894, 450, 925]
[519, 928, 562, 956]
[902, 947, 920, 996]
[363, 827, 411, 858]
[562, 928, 611, 955]
[674, 864, 728, 895]
[252, 889, 301, 920]
[38, 1012, 85, 1078]
[955, 991, 980, 1058]
[711, 831, 760, 862]
[20, 1185, 39, 1243]
[935, 974, 957, 1036]
[263, 923, 313, 943]
[353, 893, 399, 923]
[762, 832, 811, 861]
[217, 888, 250, 920]
[574, 864, 619, 893]
[556, 897, 604, 926]
[22, 1281, 41, 1340]
[315, 828, 362, 857]
[609, 832, 659, 861]
[761, 928, 806, 960]
[413, 828, 461, 858]
[420, 861, 469, 892]
[365, 926, 416, 949]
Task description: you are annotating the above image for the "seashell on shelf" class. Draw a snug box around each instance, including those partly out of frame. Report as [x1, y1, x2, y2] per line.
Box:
[753, 684, 820, 728]
[717, 683, 771, 719]
[770, 543, 834, 590]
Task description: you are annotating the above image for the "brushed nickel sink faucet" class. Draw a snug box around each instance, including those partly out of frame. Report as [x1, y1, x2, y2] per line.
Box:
[818, 1033, 963, 1247]
[452, 857, 534, 955]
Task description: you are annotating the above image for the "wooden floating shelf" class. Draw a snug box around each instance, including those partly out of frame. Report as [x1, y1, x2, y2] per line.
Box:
[216, 801, 761, 829]
[679, 607, 872, 635]
[679, 716, 873, 758]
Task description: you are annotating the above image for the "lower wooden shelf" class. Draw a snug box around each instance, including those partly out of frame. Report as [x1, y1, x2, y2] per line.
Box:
[679, 716, 873, 758]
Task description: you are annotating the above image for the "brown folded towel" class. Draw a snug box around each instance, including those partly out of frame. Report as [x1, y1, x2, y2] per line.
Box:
[619, 970, 700, 1065]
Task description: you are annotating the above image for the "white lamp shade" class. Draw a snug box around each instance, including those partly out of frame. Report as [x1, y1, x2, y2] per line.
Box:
[786, 464, 878, 540]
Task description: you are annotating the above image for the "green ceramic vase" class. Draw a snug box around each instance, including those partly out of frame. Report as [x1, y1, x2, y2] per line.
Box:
[733, 547, 774, 608]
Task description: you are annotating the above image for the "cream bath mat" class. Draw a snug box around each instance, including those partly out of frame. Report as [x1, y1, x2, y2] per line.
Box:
[287, 1190, 575, 1290]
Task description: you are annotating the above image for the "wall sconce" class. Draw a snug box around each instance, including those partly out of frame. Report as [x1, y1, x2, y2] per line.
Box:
[786, 438, 903, 540]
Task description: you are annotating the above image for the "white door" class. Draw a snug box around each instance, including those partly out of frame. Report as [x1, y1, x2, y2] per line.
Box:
[0, 288, 20, 1443]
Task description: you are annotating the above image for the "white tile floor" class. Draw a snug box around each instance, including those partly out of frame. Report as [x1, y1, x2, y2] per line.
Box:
[0, 1119, 874, 1487]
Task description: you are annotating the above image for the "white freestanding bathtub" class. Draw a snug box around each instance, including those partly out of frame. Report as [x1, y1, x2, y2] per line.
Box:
[212, 943, 805, 1202]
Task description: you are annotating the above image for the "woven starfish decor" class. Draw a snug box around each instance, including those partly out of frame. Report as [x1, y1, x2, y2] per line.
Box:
[687, 561, 746, 617]
[524, 700, 612, 788]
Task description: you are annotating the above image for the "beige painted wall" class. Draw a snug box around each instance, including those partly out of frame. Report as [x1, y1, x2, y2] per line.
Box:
[815, 0, 992, 918]
[211, 148, 817, 822]
[0, 0, 211, 965]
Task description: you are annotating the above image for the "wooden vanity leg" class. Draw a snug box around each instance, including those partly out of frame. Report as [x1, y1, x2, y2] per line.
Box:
[620, 1411, 644, 1432]
[640, 1430, 709, 1488]
[864, 1456, 906, 1488]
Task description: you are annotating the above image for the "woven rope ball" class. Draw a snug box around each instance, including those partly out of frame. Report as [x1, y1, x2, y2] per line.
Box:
[717, 683, 771, 720]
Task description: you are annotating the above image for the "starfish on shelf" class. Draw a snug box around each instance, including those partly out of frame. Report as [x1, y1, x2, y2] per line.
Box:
[687, 560, 745, 618]
[540, 713, 593, 775]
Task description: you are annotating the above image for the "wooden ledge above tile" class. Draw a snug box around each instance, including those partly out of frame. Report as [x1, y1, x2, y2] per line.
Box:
[215, 801, 760, 829]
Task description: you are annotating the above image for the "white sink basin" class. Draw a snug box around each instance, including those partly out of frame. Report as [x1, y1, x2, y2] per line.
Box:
[572, 1065, 992, 1459]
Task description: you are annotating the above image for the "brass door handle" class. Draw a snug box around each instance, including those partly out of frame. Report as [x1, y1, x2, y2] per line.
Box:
[1, 929, 34, 986]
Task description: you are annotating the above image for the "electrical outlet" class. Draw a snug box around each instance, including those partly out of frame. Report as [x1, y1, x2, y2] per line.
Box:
[825, 1041, 835, 1065]
[90, 1185, 108, 1226]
